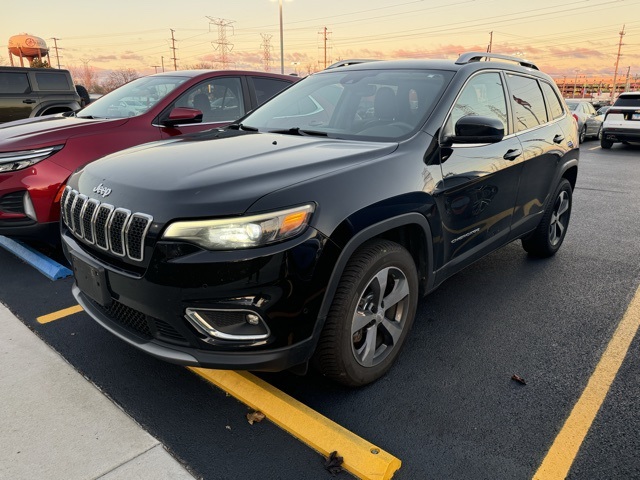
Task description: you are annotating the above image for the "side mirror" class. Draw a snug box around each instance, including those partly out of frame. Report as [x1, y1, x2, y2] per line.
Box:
[450, 116, 504, 144]
[162, 107, 203, 128]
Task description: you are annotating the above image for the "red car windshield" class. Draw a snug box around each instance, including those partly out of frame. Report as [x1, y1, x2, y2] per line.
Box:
[78, 76, 188, 119]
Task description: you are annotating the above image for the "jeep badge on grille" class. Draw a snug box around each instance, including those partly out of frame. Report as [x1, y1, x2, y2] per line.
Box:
[93, 183, 112, 197]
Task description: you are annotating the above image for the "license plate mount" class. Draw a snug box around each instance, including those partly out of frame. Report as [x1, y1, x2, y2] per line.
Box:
[71, 253, 112, 307]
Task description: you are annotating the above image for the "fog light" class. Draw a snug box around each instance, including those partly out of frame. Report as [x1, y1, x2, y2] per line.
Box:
[185, 308, 270, 341]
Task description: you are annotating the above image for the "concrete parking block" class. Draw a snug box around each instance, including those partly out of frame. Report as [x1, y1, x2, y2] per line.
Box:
[0, 302, 195, 480]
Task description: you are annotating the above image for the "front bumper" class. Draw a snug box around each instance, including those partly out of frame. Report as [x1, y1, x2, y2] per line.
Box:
[0, 159, 71, 239]
[62, 227, 338, 372]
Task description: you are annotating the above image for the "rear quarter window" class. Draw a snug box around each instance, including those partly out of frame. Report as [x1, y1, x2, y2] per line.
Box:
[540, 81, 565, 120]
[35, 72, 71, 91]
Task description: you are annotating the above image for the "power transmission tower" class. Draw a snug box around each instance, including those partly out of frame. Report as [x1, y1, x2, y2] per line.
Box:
[318, 27, 331, 69]
[208, 17, 235, 69]
[260, 34, 273, 72]
[611, 24, 625, 102]
[50, 37, 62, 68]
[170, 29, 178, 71]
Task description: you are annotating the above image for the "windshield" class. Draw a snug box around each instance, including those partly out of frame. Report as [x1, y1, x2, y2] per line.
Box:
[241, 68, 454, 141]
[78, 76, 188, 119]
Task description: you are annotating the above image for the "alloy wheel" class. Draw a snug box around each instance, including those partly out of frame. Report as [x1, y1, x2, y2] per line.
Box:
[548, 190, 570, 246]
[350, 266, 410, 367]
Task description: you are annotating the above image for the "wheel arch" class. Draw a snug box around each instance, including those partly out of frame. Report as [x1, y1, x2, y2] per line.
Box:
[317, 212, 434, 322]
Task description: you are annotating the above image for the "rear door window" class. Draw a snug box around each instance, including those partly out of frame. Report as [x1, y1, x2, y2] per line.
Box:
[252, 77, 292, 105]
[506, 74, 548, 131]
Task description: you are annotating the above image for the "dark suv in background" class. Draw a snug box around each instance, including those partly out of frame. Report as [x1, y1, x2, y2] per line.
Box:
[62, 52, 579, 386]
[0, 67, 81, 123]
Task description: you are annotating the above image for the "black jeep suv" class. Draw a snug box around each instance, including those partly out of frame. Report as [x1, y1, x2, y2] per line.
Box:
[61, 53, 578, 386]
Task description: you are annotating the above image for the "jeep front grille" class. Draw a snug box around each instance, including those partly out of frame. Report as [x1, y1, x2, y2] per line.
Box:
[61, 186, 153, 261]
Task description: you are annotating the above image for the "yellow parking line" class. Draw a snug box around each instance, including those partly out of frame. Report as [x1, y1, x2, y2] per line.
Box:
[533, 284, 640, 479]
[190, 368, 401, 480]
[37, 305, 84, 324]
[588, 146, 601, 150]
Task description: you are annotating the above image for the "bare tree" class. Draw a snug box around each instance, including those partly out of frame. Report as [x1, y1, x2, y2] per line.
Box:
[101, 68, 140, 93]
[185, 61, 212, 70]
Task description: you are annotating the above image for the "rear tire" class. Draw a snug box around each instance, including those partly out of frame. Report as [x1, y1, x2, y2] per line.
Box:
[600, 136, 613, 149]
[312, 239, 418, 387]
[522, 179, 572, 258]
[579, 125, 586, 144]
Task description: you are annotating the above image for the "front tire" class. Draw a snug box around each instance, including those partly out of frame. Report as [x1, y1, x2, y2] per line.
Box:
[522, 179, 573, 258]
[313, 239, 418, 387]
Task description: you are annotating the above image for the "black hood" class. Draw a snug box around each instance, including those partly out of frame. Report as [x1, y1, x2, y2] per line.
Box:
[71, 132, 397, 223]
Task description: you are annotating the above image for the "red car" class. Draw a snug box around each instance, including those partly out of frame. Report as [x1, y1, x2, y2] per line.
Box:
[0, 70, 297, 243]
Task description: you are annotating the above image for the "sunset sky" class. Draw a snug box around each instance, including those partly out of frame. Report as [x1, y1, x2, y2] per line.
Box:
[1, 0, 639, 82]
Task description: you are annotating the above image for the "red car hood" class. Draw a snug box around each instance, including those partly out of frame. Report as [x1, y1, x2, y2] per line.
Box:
[0, 115, 129, 152]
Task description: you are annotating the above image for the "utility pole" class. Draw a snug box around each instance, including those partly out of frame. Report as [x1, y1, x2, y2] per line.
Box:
[50, 37, 62, 69]
[573, 69, 579, 98]
[260, 33, 272, 72]
[487, 31, 493, 53]
[151, 65, 161, 74]
[318, 27, 331, 69]
[624, 66, 631, 92]
[611, 24, 625, 103]
[208, 17, 235, 70]
[161, 56, 165, 72]
[170, 29, 178, 71]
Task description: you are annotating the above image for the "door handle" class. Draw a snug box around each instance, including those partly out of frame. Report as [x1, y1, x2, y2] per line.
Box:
[503, 149, 522, 161]
[553, 134, 564, 144]
[23, 99, 36, 104]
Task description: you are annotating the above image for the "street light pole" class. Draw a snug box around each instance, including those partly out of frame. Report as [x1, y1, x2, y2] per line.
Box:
[279, 0, 284, 74]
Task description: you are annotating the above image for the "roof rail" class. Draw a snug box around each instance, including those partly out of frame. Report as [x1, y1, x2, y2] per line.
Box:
[325, 59, 377, 69]
[455, 52, 539, 70]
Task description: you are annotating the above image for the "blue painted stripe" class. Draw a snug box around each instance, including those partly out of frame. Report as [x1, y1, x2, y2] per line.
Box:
[0, 235, 72, 281]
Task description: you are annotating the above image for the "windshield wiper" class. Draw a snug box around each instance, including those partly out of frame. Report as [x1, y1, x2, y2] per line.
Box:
[76, 115, 99, 119]
[226, 123, 258, 131]
[269, 127, 328, 137]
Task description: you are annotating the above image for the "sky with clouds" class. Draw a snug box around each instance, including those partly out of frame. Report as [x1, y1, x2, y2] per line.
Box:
[1, 0, 639, 81]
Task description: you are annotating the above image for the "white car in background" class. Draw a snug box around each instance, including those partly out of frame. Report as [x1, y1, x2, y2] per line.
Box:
[601, 92, 640, 149]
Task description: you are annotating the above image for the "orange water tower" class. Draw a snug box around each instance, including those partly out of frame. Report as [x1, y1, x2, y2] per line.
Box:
[8, 34, 50, 67]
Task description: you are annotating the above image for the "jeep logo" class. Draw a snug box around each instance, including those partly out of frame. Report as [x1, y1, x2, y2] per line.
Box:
[93, 183, 112, 197]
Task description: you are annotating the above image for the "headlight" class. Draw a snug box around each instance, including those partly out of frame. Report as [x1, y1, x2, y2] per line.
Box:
[0, 145, 64, 173]
[162, 204, 315, 250]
